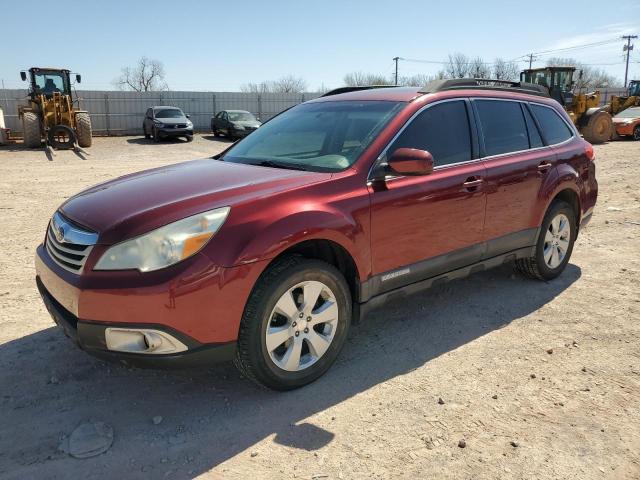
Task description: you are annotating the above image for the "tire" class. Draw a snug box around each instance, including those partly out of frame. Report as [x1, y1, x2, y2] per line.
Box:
[633, 126, 640, 141]
[47, 124, 76, 149]
[227, 128, 234, 140]
[22, 111, 41, 148]
[213, 127, 220, 137]
[581, 111, 612, 144]
[75, 112, 92, 148]
[515, 201, 577, 281]
[234, 256, 352, 390]
[185, 135, 193, 142]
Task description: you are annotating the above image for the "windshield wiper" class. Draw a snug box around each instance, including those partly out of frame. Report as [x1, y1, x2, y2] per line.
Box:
[251, 160, 310, 171]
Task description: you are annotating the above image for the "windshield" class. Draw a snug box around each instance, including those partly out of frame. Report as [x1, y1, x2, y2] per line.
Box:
[155, 109, 184, 119]
[222, 101, 404, 172]
[228, 111, 256, 122]
[33, 72, 68, 96]
[615, 107, 640, 119]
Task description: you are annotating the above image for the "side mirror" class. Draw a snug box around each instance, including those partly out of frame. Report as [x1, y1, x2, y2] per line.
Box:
[387, 148, 434, 176]
[20, 71, 27, 81]
[185, 114, 190, 119]
[75, 74, 82, 84]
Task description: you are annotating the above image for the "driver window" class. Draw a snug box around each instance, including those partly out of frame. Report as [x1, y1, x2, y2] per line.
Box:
[388, 101, 472, 167]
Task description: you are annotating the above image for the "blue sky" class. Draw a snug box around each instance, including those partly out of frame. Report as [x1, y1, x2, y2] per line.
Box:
[2, 0, 639, 91]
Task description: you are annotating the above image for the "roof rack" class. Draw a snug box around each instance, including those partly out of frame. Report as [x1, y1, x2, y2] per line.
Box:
[321, 85, 399, 97]
[420, 78, 549, 97]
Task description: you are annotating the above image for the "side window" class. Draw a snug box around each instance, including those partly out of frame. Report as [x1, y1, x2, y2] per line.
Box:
[530, 104, 574, 145]
[475, 100, 529, 156]
[522, 104, 544, 148]
[388, 100, 472, 167]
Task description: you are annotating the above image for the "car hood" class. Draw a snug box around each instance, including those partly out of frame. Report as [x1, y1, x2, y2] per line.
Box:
[232, 120, 261, 128]
[60, 159, 328, 244]
[613, 117, 639, 124]
[156, 117, 189, 125]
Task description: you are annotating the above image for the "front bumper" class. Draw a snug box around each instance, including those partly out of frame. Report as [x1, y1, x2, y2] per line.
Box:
[37, 277, 235, 367]
[157, 127, 193, 137]
[35, 243, 269, 366]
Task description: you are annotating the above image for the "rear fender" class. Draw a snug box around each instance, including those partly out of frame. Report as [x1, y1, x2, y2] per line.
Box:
[534, 164, 581, 227]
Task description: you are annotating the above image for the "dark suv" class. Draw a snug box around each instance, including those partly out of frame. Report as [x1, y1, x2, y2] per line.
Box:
[143, 106, 194, 142]
[36, 80, 597, 390]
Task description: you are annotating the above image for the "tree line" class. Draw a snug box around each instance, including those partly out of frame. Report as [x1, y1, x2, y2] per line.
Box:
[114, 53, 623, 93]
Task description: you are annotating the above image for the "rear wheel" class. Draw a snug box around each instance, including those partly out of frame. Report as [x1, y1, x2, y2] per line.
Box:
[185, 135, 193, 142]
[633, 126, 640, 141]
[22, 111, 41, 148]
[234, 256, 351, 390]
[75, 112, 92, 147]
[582, 111, 612, 144]
[515, 201, 576, 281]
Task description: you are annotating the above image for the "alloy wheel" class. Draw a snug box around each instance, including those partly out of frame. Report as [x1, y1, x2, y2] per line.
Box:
[265, 280, 339, 372]
[543, 213, 571, 269]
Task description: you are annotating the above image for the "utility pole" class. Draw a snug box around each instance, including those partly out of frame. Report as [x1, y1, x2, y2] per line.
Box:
[622, 35, 637, 88]
[526, 53, 536, 69]
[393, 57, 400, 86]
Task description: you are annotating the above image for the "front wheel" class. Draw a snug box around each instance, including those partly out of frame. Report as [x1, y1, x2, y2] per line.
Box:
[234, 256, 351, 390]
[185, 135, 193, 142]
[515, 201, 576, 280]
[633, 126, 640, 141]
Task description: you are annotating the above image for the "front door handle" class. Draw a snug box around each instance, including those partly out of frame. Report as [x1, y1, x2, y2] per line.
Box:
[538, 161, 552, 173]
[462, 177, 483, 190]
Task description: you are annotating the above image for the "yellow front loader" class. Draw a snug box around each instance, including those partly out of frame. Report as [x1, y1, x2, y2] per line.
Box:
[520, 66, 613, 144]
[18, 67, 92, 149]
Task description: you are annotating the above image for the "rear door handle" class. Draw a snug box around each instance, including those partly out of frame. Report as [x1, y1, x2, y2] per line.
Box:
[462, 177, 483, 191]
[538, 161, 552, 173]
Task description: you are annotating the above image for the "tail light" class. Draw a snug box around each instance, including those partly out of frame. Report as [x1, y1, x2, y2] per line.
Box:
[584, 141, 595, 161]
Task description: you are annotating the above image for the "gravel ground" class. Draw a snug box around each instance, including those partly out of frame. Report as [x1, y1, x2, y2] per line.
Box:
[0, 135, 638, 479]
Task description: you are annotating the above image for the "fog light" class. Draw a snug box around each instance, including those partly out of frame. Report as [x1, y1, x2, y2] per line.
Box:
[105, 328, 188, 354]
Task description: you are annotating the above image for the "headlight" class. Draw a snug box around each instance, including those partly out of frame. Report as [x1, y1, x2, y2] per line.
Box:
[94, 207, 230, 272]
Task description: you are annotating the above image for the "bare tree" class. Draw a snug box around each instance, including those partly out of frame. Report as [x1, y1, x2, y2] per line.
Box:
[493, 58, 520, 81]
[469, 57, 491, 79]
[240, 76, 307, 93]
[443, 53, 472, 78]
[545, 57, 622, 90]
[114, 57, 168, 91]
[397, 73, 437, 87]
[343, 72, 393, 86]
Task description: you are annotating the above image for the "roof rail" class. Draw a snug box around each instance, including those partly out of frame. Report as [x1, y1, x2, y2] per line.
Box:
[321, 85, 399, 97]
[420, 78, 549, 97]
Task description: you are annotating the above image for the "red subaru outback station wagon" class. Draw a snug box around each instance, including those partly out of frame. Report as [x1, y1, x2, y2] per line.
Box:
[36, 80, 597, 390]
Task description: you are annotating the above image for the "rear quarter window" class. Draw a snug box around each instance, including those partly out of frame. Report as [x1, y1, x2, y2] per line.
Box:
[475, 100, 529, 156]
[530, 104, 574, 145]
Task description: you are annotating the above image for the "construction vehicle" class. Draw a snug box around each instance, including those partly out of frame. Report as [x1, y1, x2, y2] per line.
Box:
[610, 80, 640, 117]
[18, 67, 92, 149]
[520, 66, 613, 144]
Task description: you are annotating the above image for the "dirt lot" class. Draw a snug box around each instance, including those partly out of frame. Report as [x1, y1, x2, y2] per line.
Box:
[0, 135, 638, 479]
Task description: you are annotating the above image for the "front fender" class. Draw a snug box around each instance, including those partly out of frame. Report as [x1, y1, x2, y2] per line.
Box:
[229, 209, 368, 281]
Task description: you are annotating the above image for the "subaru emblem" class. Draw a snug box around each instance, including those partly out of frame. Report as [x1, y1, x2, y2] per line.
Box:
[55, 225, 65, 243]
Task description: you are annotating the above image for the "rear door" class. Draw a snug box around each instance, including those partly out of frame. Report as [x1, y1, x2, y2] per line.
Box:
[368, 99, 487, 293]
[473, 98, 555, 256]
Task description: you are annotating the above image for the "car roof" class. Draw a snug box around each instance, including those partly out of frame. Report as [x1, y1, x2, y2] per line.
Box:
[614, 106, 640, 117]
[224, 109, 252, 113]
[153, 106, 183, 110]
[309, 87, 423, 103]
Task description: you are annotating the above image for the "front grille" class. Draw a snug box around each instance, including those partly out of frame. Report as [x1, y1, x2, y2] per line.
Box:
[171, 124, 187, 129]
[45, 212, 98, 274]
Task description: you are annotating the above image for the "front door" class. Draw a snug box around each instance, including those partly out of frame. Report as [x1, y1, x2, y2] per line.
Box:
[368, 99, 487, 294]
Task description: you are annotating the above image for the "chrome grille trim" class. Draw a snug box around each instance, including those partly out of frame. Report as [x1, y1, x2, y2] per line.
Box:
[45, 212, 98, 274]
